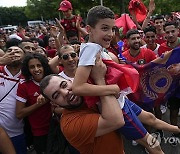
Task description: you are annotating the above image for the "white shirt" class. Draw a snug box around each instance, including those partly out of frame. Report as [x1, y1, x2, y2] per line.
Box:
[79, 43, 128, 109]
[141, 44, 160, 56]
[0, 66, 24, 137]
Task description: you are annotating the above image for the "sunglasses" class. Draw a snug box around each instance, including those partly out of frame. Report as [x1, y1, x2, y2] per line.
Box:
[61, 52, 77, 60]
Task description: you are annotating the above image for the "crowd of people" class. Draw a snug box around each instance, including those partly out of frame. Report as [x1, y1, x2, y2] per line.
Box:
[0, 0, 180, 154]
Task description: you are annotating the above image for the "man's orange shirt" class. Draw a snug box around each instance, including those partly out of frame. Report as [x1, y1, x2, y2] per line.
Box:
[61, 105, 124, 154]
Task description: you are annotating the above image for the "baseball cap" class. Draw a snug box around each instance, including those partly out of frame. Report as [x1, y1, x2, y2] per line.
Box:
[58, 0, 72, 11]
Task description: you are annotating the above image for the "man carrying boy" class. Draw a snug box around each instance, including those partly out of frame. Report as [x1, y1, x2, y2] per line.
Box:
[40, 57, 125, 154]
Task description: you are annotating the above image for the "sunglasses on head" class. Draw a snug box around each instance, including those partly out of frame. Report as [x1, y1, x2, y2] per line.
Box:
[61, 52, 77, 60]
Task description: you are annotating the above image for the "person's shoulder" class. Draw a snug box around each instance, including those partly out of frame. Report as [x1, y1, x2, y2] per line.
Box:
[18, 79, 32, 87]
[141, 48, 154, 53]
[122, 49, 129, 55]
[80, 43, 102, 53]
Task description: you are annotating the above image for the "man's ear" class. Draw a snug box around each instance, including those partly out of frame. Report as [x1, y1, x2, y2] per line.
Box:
[86, 25, 92, 34]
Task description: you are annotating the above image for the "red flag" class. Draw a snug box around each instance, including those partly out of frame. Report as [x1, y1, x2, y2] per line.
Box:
[84, 60, 139, 108]
[115, 14, 137, 35]
[128, 0, 147, 23]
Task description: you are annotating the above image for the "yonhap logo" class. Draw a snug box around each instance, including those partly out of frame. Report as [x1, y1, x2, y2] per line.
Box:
[147, 132, 161, 148]
[147, 132, 180, 147]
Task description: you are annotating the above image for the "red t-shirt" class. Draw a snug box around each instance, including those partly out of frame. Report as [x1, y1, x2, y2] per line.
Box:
[16, 80, 52, 136]
[60, 15, 82, 33]
[158, 38, 180, 56]
[122, 48, 157, 64]
[45, 46, 57, 58]
[156, 33, 166, 45]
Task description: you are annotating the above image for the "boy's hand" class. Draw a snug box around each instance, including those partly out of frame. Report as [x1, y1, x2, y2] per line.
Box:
[90, 53, 107, 84]
[76, 14, 81, 29]
[50, 26, 59, 38]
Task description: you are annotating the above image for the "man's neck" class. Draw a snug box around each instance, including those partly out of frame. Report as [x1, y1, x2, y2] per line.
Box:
[167, 37, 180, 49]
[157, 30, 165, 35]
[65, 14, 74, 19]
[147, 43, 157, 51]
[64, 69, 76, 78]
[6, 65, 21, 76]
[129, 48, 140, 57]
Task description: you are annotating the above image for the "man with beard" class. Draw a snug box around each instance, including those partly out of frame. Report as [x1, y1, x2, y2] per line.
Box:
[158, 21, 180, 56]
[122, 29, 156, 65]
[40, 57, 125, 154]
[0, 46, 26, 153]
[158, 21, 180, 146]
[122, 29, 157, 145]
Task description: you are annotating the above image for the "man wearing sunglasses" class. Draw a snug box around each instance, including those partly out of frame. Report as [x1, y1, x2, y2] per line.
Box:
[49, 44, 79, 80]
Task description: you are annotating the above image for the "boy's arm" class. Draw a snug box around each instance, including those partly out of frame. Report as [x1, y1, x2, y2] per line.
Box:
[72, 65, 120, 97]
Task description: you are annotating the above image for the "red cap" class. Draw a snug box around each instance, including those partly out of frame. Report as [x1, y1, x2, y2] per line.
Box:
[58, 0, 72, 11]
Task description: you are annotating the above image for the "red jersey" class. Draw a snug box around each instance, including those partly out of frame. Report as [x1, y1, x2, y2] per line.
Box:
[156, 33, 166, 45]
[45, 46, 57, 58]
[60, 15, 82, 33]
[158, 38, 180, 56]
[122, 48, 157, 64]
[16, 80, 52, 136]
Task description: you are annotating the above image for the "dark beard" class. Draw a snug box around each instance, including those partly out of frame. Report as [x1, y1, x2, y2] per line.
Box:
[7, 61, 22, 68]
[59, 97, 83, 109]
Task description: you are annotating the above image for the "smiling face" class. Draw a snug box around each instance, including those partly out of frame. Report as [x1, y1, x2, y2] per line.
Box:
[88, 18, 116, 48]
[128, 33, 141, 50]
[144, 31, 157, 46]
[154, 19, 164, 32]
[59, 45, 78, 72]
[43, 76, 82, 108]
[164, 25, 179, 44]
[28, 58, 44, 82]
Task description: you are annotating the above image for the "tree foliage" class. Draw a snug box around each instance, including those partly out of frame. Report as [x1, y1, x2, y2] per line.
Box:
[0, 7, 28, 26]
[0, 0, 179, 26]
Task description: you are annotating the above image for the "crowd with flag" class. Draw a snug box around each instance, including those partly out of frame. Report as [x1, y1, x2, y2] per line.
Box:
[0, 0, 180, 154]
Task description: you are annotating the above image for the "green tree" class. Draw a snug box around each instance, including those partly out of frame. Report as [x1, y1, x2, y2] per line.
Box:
[0, 7, 28, 26]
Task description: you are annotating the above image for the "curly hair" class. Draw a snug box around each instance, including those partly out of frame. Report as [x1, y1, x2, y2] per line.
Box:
[21, 53, 53, 81]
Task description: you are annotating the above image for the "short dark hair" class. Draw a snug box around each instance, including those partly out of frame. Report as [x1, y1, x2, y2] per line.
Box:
[126, 29, 139, 39]
[154, 15, 164, 22]
[86, 5, 114, 28]
[164, 21, 178, 29]
[143, 26, 156, 34]
[40, 74, 60, 99]
[57, 44, 74, 58]
[21, 53, 52, 81]
[6, 38, 21, 49]
[66, 30, 78, 40]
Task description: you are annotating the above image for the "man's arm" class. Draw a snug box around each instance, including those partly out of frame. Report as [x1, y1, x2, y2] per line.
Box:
[142, 0, 155, 30]
[0, 127, 16, 154]
[48, 55, 61, 74]
[90, 56, 124, 137]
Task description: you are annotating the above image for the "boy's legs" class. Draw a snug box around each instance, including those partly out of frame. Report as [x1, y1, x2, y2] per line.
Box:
[118, 99, 164, 153]
[138, 110, 180, 134]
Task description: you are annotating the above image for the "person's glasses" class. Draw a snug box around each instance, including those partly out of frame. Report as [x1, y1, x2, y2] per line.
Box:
[61, 52, 77, 60]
